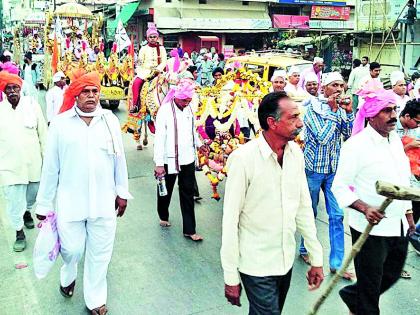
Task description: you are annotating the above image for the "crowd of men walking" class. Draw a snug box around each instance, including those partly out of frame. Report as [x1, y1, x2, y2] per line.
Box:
[0, 23, 419, 315]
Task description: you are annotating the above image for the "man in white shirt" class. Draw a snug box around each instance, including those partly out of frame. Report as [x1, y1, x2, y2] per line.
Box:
[154, 80, 208, 241]
[221, 92, 324, 314]
[35, 70, 132, 315]
[332, 88, 415, 315]
[0, 72, 47, 252]
[347, 59, 369, 112]
[390, 70, 410, 115]
[284, 66, 308, 102]
[45, 71, 67, 124]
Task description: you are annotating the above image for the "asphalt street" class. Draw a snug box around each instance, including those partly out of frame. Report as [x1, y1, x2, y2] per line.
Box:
[0, 92, 419, 315]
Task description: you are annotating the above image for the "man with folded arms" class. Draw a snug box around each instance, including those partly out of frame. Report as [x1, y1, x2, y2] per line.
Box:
[221, 92, 324, 314]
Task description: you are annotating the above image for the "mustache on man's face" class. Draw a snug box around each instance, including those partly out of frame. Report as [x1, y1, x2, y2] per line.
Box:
[387, 118, 397, 124]
[292, 127, 303, 137]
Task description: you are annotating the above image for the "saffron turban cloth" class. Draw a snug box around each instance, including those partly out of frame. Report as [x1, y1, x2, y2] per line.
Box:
[162, 79, 196, 105]
[352, 82, 397, 136]
[0, 72, 23, 92]
[59, 69, 101, 113]
[146, 25, 159, 37]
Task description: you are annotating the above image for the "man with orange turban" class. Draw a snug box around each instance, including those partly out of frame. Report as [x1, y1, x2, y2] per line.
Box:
[35, 69, 132, 315]
[0, 71, 47, 252]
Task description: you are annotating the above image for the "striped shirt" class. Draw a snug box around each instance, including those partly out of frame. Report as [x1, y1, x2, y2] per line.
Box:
[303, 97, 354, 174]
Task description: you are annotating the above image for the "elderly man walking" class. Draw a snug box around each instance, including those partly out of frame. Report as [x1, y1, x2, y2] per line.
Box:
[221, 92, 324, 314]
[154, 79, 208, 241]
[35, 70, 132, 315]
[0, 72, 47, 252]
[332, 88, 414, 315]
[300, 72, 354, 279]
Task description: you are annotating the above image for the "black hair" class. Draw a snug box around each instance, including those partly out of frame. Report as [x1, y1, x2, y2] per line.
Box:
[370, 62, 381, 71]
[353, 59, 361, 67]
[212, 67, 224, 77]
[187, 65, 197, 74]
[362, 56, 369, 62]
[258, 92, 289, 131]
[411, 72, 420, 81]
[218, 53, 225, 61]
[400, 99, 420, 118]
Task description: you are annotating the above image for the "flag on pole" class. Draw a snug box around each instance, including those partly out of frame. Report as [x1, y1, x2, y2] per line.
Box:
[115, 20, 131, 53]
[51, 34, 59, 74]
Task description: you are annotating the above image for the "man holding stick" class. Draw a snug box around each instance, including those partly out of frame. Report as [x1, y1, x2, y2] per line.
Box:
[332, 87, 416, 315]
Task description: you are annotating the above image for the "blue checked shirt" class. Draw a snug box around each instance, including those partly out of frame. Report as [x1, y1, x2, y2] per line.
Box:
[303, 96, 354, 174]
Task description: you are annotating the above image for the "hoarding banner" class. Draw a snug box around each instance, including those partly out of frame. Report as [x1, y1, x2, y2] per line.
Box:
[311, 6, 351, 20]
[278, 0, 346, 6]
[272, 15, 310, 29]
[309, 19, 354, 29]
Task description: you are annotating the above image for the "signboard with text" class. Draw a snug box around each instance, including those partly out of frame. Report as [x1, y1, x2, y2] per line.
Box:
[311, 6, 351, 20]
[309, 19, 354, 29]
[279, 0, 347, 6]
[272, 15, 310, 29]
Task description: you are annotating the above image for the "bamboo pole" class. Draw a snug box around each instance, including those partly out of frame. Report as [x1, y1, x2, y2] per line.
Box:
[308, 197, 393, 315]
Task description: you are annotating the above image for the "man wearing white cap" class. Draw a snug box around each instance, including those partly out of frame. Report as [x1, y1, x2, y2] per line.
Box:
[299, 57, 324, 93]
[390, 71, 410, 115]
[284, 66, 308, 101]
[270, 70, 287, 92]
[45, 72, 67, 124]
[301, 72, 320, 109]
[301, 72, 354, 280]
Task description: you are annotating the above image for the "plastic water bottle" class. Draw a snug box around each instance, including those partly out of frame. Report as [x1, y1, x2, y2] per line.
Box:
[157, 176, 168, 196]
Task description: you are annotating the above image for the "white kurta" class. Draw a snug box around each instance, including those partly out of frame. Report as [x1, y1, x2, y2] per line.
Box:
[136, 44, 167, 80]
[45, 85, 66, 123]
[36, 107, 132, 222]
[154, 101, 202, 174]
[0, 96, 47, 187]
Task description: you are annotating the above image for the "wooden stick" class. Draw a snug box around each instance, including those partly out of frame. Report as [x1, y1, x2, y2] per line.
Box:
[308, 198, 393, 315]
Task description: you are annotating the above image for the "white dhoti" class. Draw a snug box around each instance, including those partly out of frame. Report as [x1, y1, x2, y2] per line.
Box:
[57, 216, 117, 310]
[2, 182, 39, 230]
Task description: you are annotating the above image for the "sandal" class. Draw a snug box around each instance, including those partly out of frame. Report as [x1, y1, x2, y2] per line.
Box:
[90, 304, 108, 315]
[159, 220, 171, 227]
[59, 280, 76, 298]
[400, 270, 411, 279]
[184, 234, 204, 241]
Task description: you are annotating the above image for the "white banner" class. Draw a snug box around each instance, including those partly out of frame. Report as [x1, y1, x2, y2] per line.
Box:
[115, 20, 131, 53]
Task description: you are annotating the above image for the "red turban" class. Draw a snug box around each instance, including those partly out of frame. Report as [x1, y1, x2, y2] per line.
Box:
[0, 72, 23, 92]
[59, 69, 101, 113]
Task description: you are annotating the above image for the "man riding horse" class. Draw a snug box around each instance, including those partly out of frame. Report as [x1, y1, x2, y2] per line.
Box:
[131, 24, 167, 113]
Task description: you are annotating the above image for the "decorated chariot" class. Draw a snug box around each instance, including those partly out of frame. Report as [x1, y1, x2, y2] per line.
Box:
[43, 3, 134, 109]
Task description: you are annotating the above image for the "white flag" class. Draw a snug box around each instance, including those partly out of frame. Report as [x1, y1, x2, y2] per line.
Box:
[115, 20, 131, 53]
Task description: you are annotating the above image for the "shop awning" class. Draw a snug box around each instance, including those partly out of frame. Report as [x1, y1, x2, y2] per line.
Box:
[107, 1, 140, 32]
[198, 36, 220, 41]
[155, 8, 272, 31]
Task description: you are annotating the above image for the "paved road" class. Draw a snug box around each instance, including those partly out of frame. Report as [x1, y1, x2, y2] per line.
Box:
[0, 93, 419, 314]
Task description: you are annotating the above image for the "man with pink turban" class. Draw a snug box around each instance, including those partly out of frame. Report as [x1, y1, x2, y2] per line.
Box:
[154, 79, 208, 241]
[332, 87, 414, 314]
[131, 24, 167, 113]
[0, 71, 47, 252]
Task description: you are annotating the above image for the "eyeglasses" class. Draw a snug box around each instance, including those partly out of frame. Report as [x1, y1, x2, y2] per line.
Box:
[80, 89, 99, 96]
[4, 85, 21, 92]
